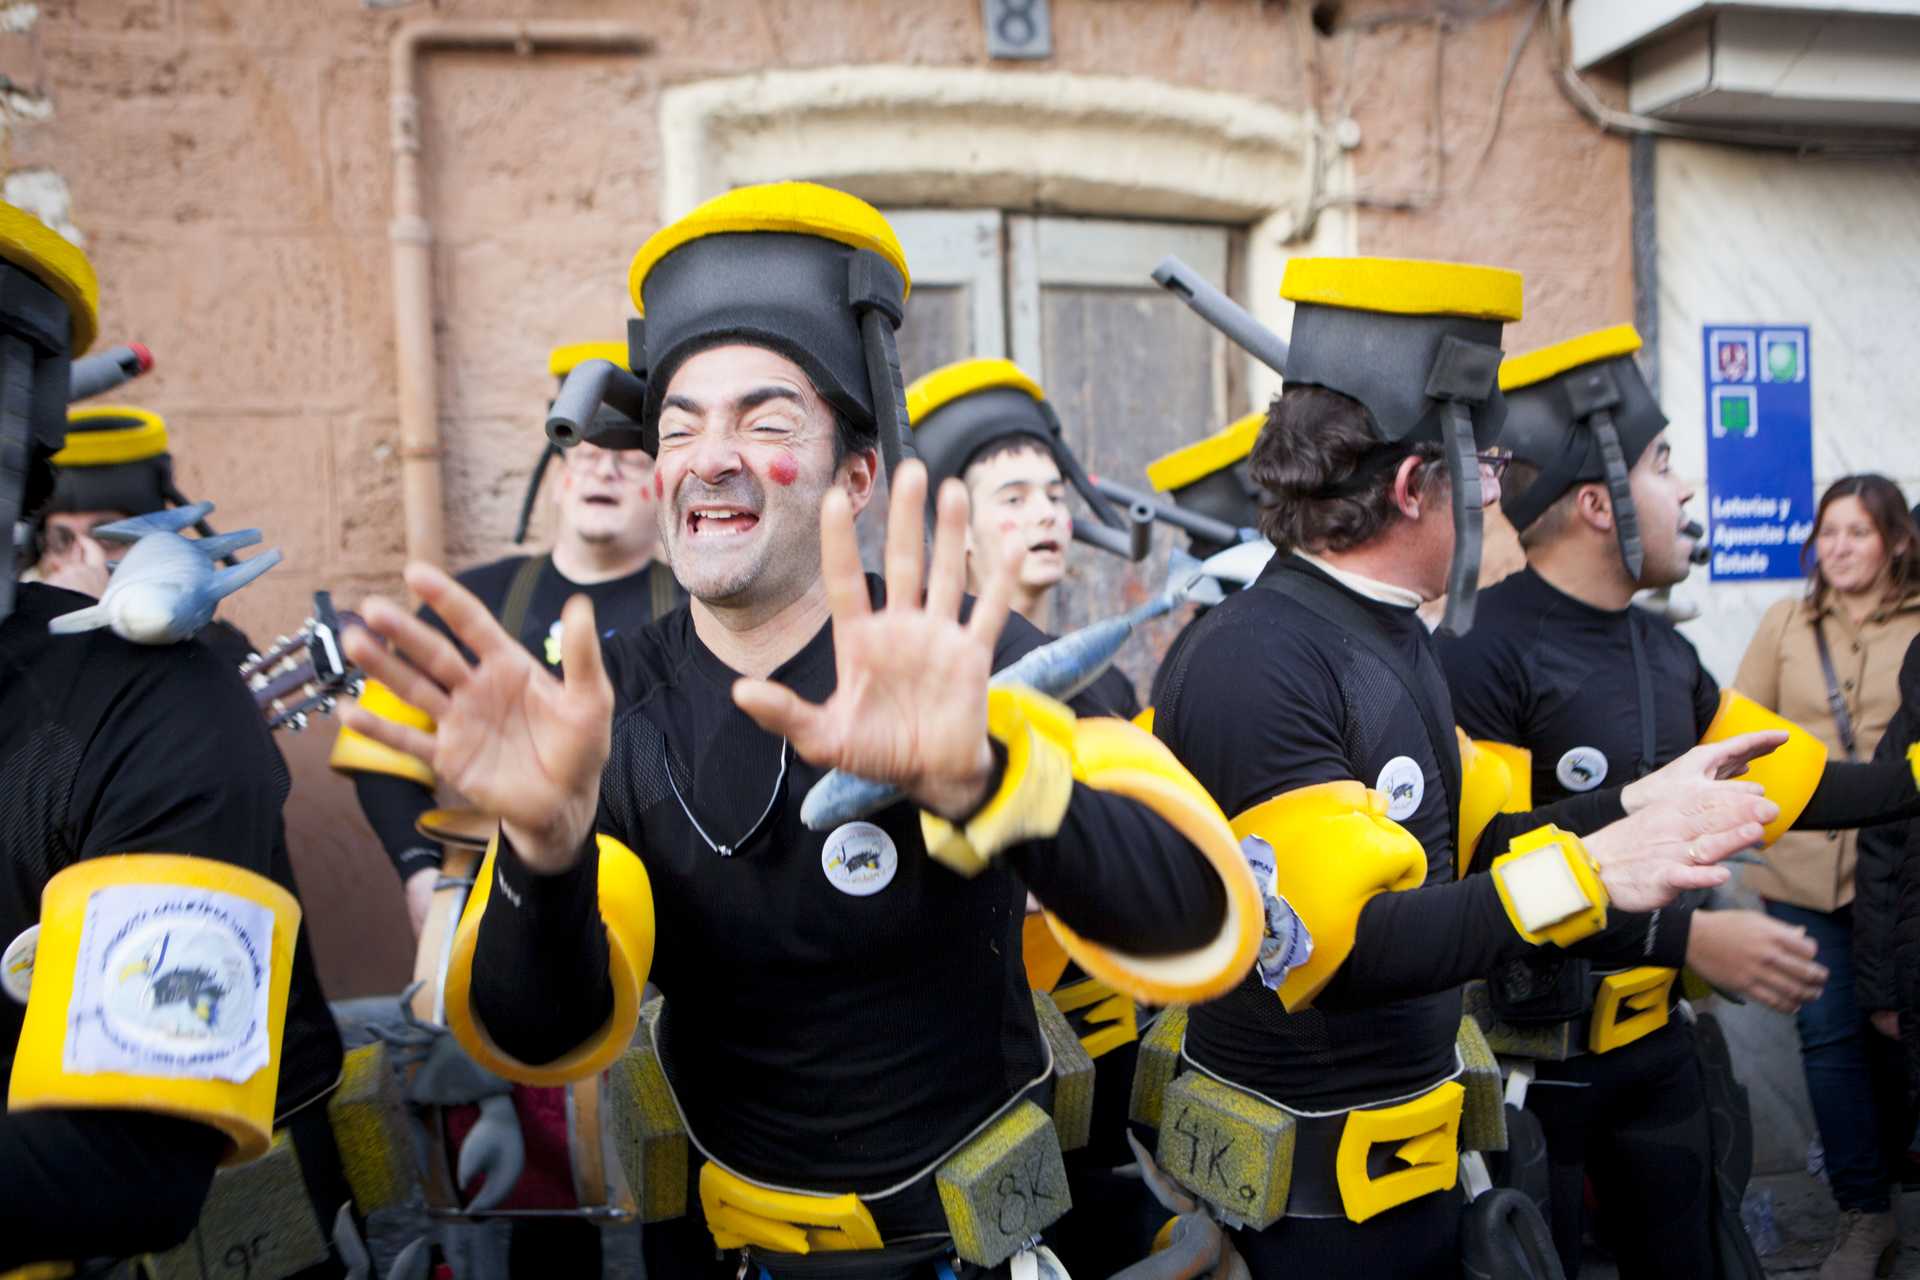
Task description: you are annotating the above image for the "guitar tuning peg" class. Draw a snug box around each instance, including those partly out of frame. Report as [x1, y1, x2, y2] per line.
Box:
[347, 676, 365, 696]
[289, 712, 309, 732]
[320, 696, 337, 713]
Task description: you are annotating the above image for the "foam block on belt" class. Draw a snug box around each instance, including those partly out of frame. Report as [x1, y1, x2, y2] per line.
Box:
[326, 1041, 417, 1215]
[1461, 980, 1578, 1062]
[147, 1132, 331, 1280]
[1128, 1005, 1188, 1130]
[936, 1101, 1072, 1267]
[1155, 1072, 1295, 1230]
[1032, 988, 1095, 1153]
[607, 997, 688, 1223]
[1456, 1016, 1508, 1154]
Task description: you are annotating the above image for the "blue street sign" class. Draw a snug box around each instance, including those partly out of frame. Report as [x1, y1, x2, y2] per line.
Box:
[1703, 324, 1815, 580]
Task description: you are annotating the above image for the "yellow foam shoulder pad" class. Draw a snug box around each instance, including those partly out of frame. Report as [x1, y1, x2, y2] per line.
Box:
[1021, 909, 1071, 992]
[700, 1160, 882, 1254]
[905, 357, 1045, 427]
[9, 855, 301, 1166]
[1476, 739, 1533, 812]
[1499, 323, 1642, 392]
[1132, 705, 1155, 733]
[443, 832, 654, 1087]
[548, 341, 631, 378]
[1490, 825, 1609, 947]
[0, 201, 98, 353]
[1145, 411, 1264, 494]
[1281, 257, 1523, 324]
[55, 406, 169, 467]
[329, 679, 436, 786]
[1231, 780, 1427, 1012]
[1037, 715, 1263, 1006]
[1456, 730, 1515, 877]
[629, 182, 910, 316]
[1701, 689, 1828, 845]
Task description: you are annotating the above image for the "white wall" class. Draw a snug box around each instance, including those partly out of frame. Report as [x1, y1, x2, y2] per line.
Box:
[1656, 141, 1920, 686]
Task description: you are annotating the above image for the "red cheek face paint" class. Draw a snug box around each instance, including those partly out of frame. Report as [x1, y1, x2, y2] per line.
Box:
[767, 454, 799, 487]
[653, 470, 665, 500]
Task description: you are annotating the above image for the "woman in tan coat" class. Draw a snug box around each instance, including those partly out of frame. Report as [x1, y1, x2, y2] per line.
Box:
[1736, 473, 1920, 1278]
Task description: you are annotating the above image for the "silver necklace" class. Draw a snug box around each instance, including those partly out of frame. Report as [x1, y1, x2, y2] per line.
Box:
[662, 738, 789, 858]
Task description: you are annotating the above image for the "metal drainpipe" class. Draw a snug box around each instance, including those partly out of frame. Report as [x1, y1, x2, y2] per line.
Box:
[388, 20, 652, 575]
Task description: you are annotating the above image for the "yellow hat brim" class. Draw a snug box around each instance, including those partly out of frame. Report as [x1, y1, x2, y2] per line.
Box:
[1145, 411, 1264, 493]
[0, 202, 99, 354]
[548, 341, 631, 378]
[1281, 257, 1522, 324]
[628, 182, 911, 318]
[905, 357, 1044, 427]
[55, 405, 168, 467]
[1499, 323, 1643, 392]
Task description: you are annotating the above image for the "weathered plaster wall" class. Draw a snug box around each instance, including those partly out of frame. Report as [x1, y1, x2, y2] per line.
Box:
[12, 0, 1634, 997]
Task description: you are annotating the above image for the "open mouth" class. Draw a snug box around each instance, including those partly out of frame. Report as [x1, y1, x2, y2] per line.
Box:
[1028, 539, 1062, 555]
[687, 505, 760, 537]
[583, 494, 621, 507]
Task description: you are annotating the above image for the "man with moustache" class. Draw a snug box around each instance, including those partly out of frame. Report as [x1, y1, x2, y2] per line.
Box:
[341, 183, 1268, 1279]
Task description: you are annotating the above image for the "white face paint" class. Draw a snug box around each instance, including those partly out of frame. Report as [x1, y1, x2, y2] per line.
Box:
[1555, 746, 1610, 793]
[1376, 756, 1426, 821]
[821, 822, 899, 897]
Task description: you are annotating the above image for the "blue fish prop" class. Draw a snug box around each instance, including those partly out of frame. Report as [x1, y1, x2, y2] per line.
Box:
[47, 502, 281, 645]
[799, 543, 1254, 831]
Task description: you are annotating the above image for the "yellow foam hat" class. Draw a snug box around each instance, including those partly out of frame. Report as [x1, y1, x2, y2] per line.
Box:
[53, 405, 169, 468]
[1281, 257, 1523, 323]
[0, 201, 98, 354]
[905, 357, 1044, 427]
[548, 341, 631, 378]
[1145, 411, 1264, 494]
[1499, 324, 1642, 393]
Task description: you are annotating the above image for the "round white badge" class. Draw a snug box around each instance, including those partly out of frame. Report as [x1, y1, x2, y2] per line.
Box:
[3, 925, 38, 1004]
[822, 822, 899, 897]
[100, 916, 259, 1053]
[1556, 746, 1609, 793]
[1376, 756, 1425, 821]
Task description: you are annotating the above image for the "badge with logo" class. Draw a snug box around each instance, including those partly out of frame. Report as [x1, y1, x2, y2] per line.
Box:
[1556, 746, 1609, 793]
[1376, 755, 1425, 821]
[64, 885, 275, 1083]
[821, 821, 899, 897]
[2, 925, 37, 1004]
[1239, 835, 1313, 992]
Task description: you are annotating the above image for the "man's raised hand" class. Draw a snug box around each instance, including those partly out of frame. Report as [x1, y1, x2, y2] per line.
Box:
[341, 563, 612, 873]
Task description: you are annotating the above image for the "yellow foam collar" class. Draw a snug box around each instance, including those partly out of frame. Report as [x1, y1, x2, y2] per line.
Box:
[905, 357, 1045, 427]
[54, 406, 169, 467]
[1145, 411, 1264, 493]
[1499, 323, 1642, 392]
[0, 201, 98, 354]
[548, 341, 631, 378]
[629, 182, 911, 317]
[1281, 257, 1522, 324]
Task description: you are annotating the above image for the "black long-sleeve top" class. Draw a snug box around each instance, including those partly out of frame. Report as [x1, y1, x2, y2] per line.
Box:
[0, 584, 343, 1270]
[1153, 554, 1664, 1110]
[471, 581, 1225, 1194]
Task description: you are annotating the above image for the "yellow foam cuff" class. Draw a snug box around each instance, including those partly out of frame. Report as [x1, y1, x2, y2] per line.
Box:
[1490, 825, 1609, 947]
[629, 182, 910, 315]
[1131, 705, 1156, 733]
[329, 679, 437, 785]
[1145, 411, 1264, 493]
[1281, 257, 1523, 323]
[8, 855, 300, 1166]
[1021, 909, 1071, 992]
[1231, 781, 1427, 1011]
[1499, 324, 1642, 392]
[0, 201, 99, 353]
[55, 406, 169, 467]
[1456, 730, 1516, 877]
[906, 357, 1045, 427]
[548, 341, 630, 378]
[920, 686, 1078, 876]
[1908, 742, 1920, 790]
[699, 1161, 883, 1254]
[444, 832, 655, 1087]
[1701, 689, 1828, 846]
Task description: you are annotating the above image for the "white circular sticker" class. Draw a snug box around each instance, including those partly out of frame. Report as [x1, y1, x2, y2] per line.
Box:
[100, 916, 259, 1053]
[3, 925, 38, 1004]
[821, 821, 899, 897]
[1376, 756, 1426, 821]
[1556, 746, 1610, 793]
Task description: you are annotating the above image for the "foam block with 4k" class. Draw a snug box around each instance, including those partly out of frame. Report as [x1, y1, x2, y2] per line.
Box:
[1456, 1017, 1508, 1153]
[935, 1101, 1071, 1267]
[1129, 1005, 1189, 1130]
[1031, 989, 1095, 1153]
[147, 1132, 331, 1280]
[326, 1041, 417, 1215]
[607, 998, 688, 1223]
[1155, 1072, 1296, 1230]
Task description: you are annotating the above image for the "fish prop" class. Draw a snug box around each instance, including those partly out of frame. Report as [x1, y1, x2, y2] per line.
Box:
[47, 501, 281, 645]
[799, 543, 1248, 830]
